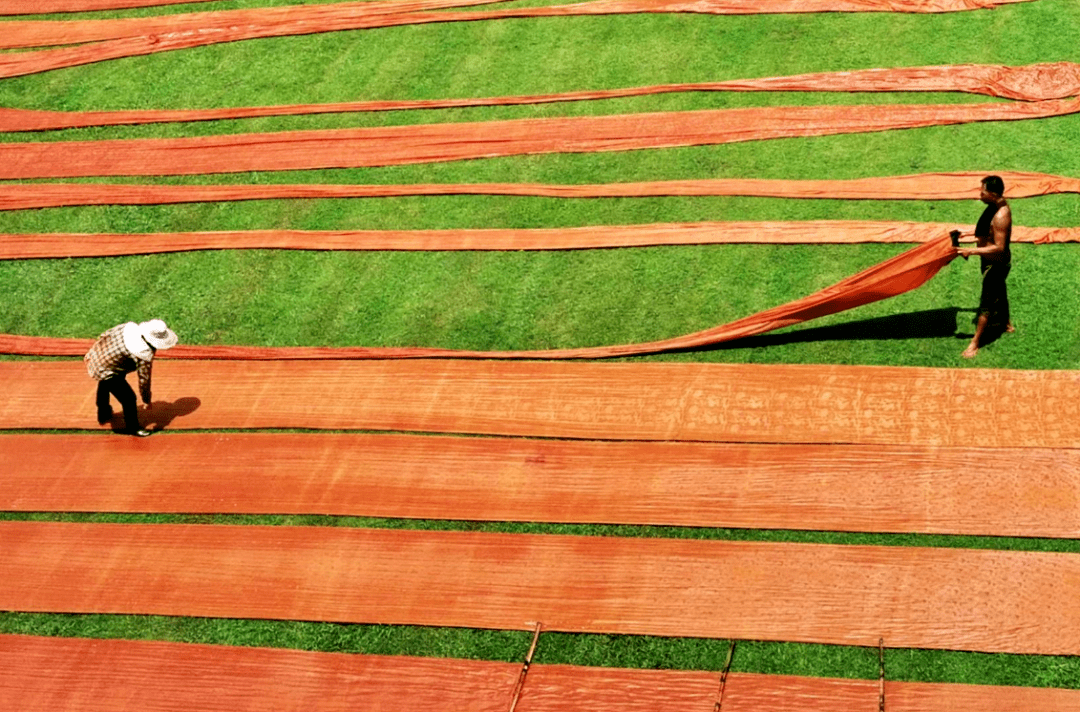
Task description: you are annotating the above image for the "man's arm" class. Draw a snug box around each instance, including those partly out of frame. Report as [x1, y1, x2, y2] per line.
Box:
[136, 358, 152, 404]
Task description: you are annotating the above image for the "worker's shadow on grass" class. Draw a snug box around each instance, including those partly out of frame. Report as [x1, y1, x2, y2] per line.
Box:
[138, 397, 202, 432]
[697, 307, 962, 352]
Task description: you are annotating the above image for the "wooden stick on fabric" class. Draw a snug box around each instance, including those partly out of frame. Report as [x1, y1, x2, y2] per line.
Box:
[507, 623, 543, 712]
[713, 641, 737, 712]
[879, 639, 886, 712]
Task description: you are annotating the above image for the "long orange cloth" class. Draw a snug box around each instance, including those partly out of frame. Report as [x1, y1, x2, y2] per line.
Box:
[4, 361, 1079, 447]
[4, 64, 1079, 131]
[2, 172, 1076, 210]
[0, 0, 216, 14]
[0, 2, 1047, 78]
[4, 635, 1080, 712]
[0, 0, 512, 49]
[0, 238, 959, 360]
[0, 0, 1041, 51]
[1, 522, 1077, 654]
[3, 100, 1078, 178]
[1, 223, 1073, 259]
[3, 433, 1077, 538]
[0, 0, 545, 50]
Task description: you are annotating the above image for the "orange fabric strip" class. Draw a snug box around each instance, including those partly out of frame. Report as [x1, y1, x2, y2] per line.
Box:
[2, 100, 1078, 177]
[3, 635, 1079, 711]
[0, 0, 215, 14]
[0, 223, 1072, 258]
[0, 238, 959, 359]
[5, 101, 1079, 178]
[0, 1, 1041, 51]
[3, 433, 1077, 538]
[1, 522, 1077, 654]
[0, 635, 519, 712]
[0, 2, 1046, 78]
[0, 0, 512, 49]
[3, 360, 1078, 447]
[3, 63, 1078, 131]
[2, 172, 1076, 210]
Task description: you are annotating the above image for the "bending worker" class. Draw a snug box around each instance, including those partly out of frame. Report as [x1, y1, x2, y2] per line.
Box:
[84, 319, 178, 436]
[957, 175, 1014, 358]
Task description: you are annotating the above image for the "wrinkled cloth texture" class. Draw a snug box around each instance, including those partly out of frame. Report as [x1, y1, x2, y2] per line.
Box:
[0, 0, 214, 13]
[3, 172, 1078, 211]
[3, 99, 1079, 178]
[0, 238, 958, 359]
[0, 0, 1040, 50]
[5, 432, 1080, 538]
[1, 521, 1078, 654]
[3, 63, 1077, 134]
[0, 222, 1073, 259]
[0, 0, 1041, 77]
[4, 360, 1080, 446]
[4, 635, 1080, 712]
[0, 0, 512, 49]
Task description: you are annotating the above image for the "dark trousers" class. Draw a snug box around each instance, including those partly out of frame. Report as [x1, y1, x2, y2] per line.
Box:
[97, 376, 140, 431]
[978, 261, 1011, 327]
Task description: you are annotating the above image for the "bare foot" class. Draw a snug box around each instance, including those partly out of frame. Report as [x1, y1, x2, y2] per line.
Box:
[962, 343, 979, 359]
[1005, 323, 1016, 333]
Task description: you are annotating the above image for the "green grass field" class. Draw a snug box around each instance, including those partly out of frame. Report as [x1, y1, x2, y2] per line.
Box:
[1, 0, 1078, 692]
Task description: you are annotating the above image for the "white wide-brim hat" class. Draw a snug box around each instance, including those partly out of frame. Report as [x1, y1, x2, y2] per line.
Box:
[139, 319, 178, 350]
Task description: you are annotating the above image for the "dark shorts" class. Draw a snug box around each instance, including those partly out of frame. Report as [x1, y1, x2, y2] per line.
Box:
[979, 261, 1011, 325]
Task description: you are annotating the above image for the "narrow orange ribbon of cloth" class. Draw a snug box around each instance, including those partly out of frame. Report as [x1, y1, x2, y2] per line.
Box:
[0, 237, 958, 360]
[0, 1, 1042, 76]
[0, 0, 215, 14]
[1, 172, 1077, 210]
[0, 1, 1041, 50]
[3, 63, 1077, 131]
[3, 100, 1079, 177]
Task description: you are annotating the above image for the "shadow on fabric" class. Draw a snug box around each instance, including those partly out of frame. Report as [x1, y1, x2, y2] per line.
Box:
[139, 397, 201, 432]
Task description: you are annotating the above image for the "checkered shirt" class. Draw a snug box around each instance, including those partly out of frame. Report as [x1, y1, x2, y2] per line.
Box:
[84, 323, 154, 402]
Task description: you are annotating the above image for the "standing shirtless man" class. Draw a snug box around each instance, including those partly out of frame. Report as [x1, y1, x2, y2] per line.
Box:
[957, 175, 1014, 358]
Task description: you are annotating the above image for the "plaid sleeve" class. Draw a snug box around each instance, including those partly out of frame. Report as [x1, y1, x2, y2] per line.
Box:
[136, 357, 153, 403]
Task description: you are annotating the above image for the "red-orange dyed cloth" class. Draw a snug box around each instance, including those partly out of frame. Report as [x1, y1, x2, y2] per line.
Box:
[3, 63, 1077, 133]
[4, 360, 1079, 446]
[1, 521, 1077, 654]
[0, 0, 1040, 50]
[0, 222, 1073, 259]
[0, 238, 958, 359]
[3, 634, 1079, 712]
[4, 433, 1079, 539]
[0, 0, 511, 49]
[0, 0, 214, 13]
[0, 0, 1041, 76]
[2, 100, 1078, 177]
[2, 172, 1076, 210]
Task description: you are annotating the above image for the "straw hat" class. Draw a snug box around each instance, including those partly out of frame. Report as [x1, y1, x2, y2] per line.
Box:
[139, 319, 178, 350]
